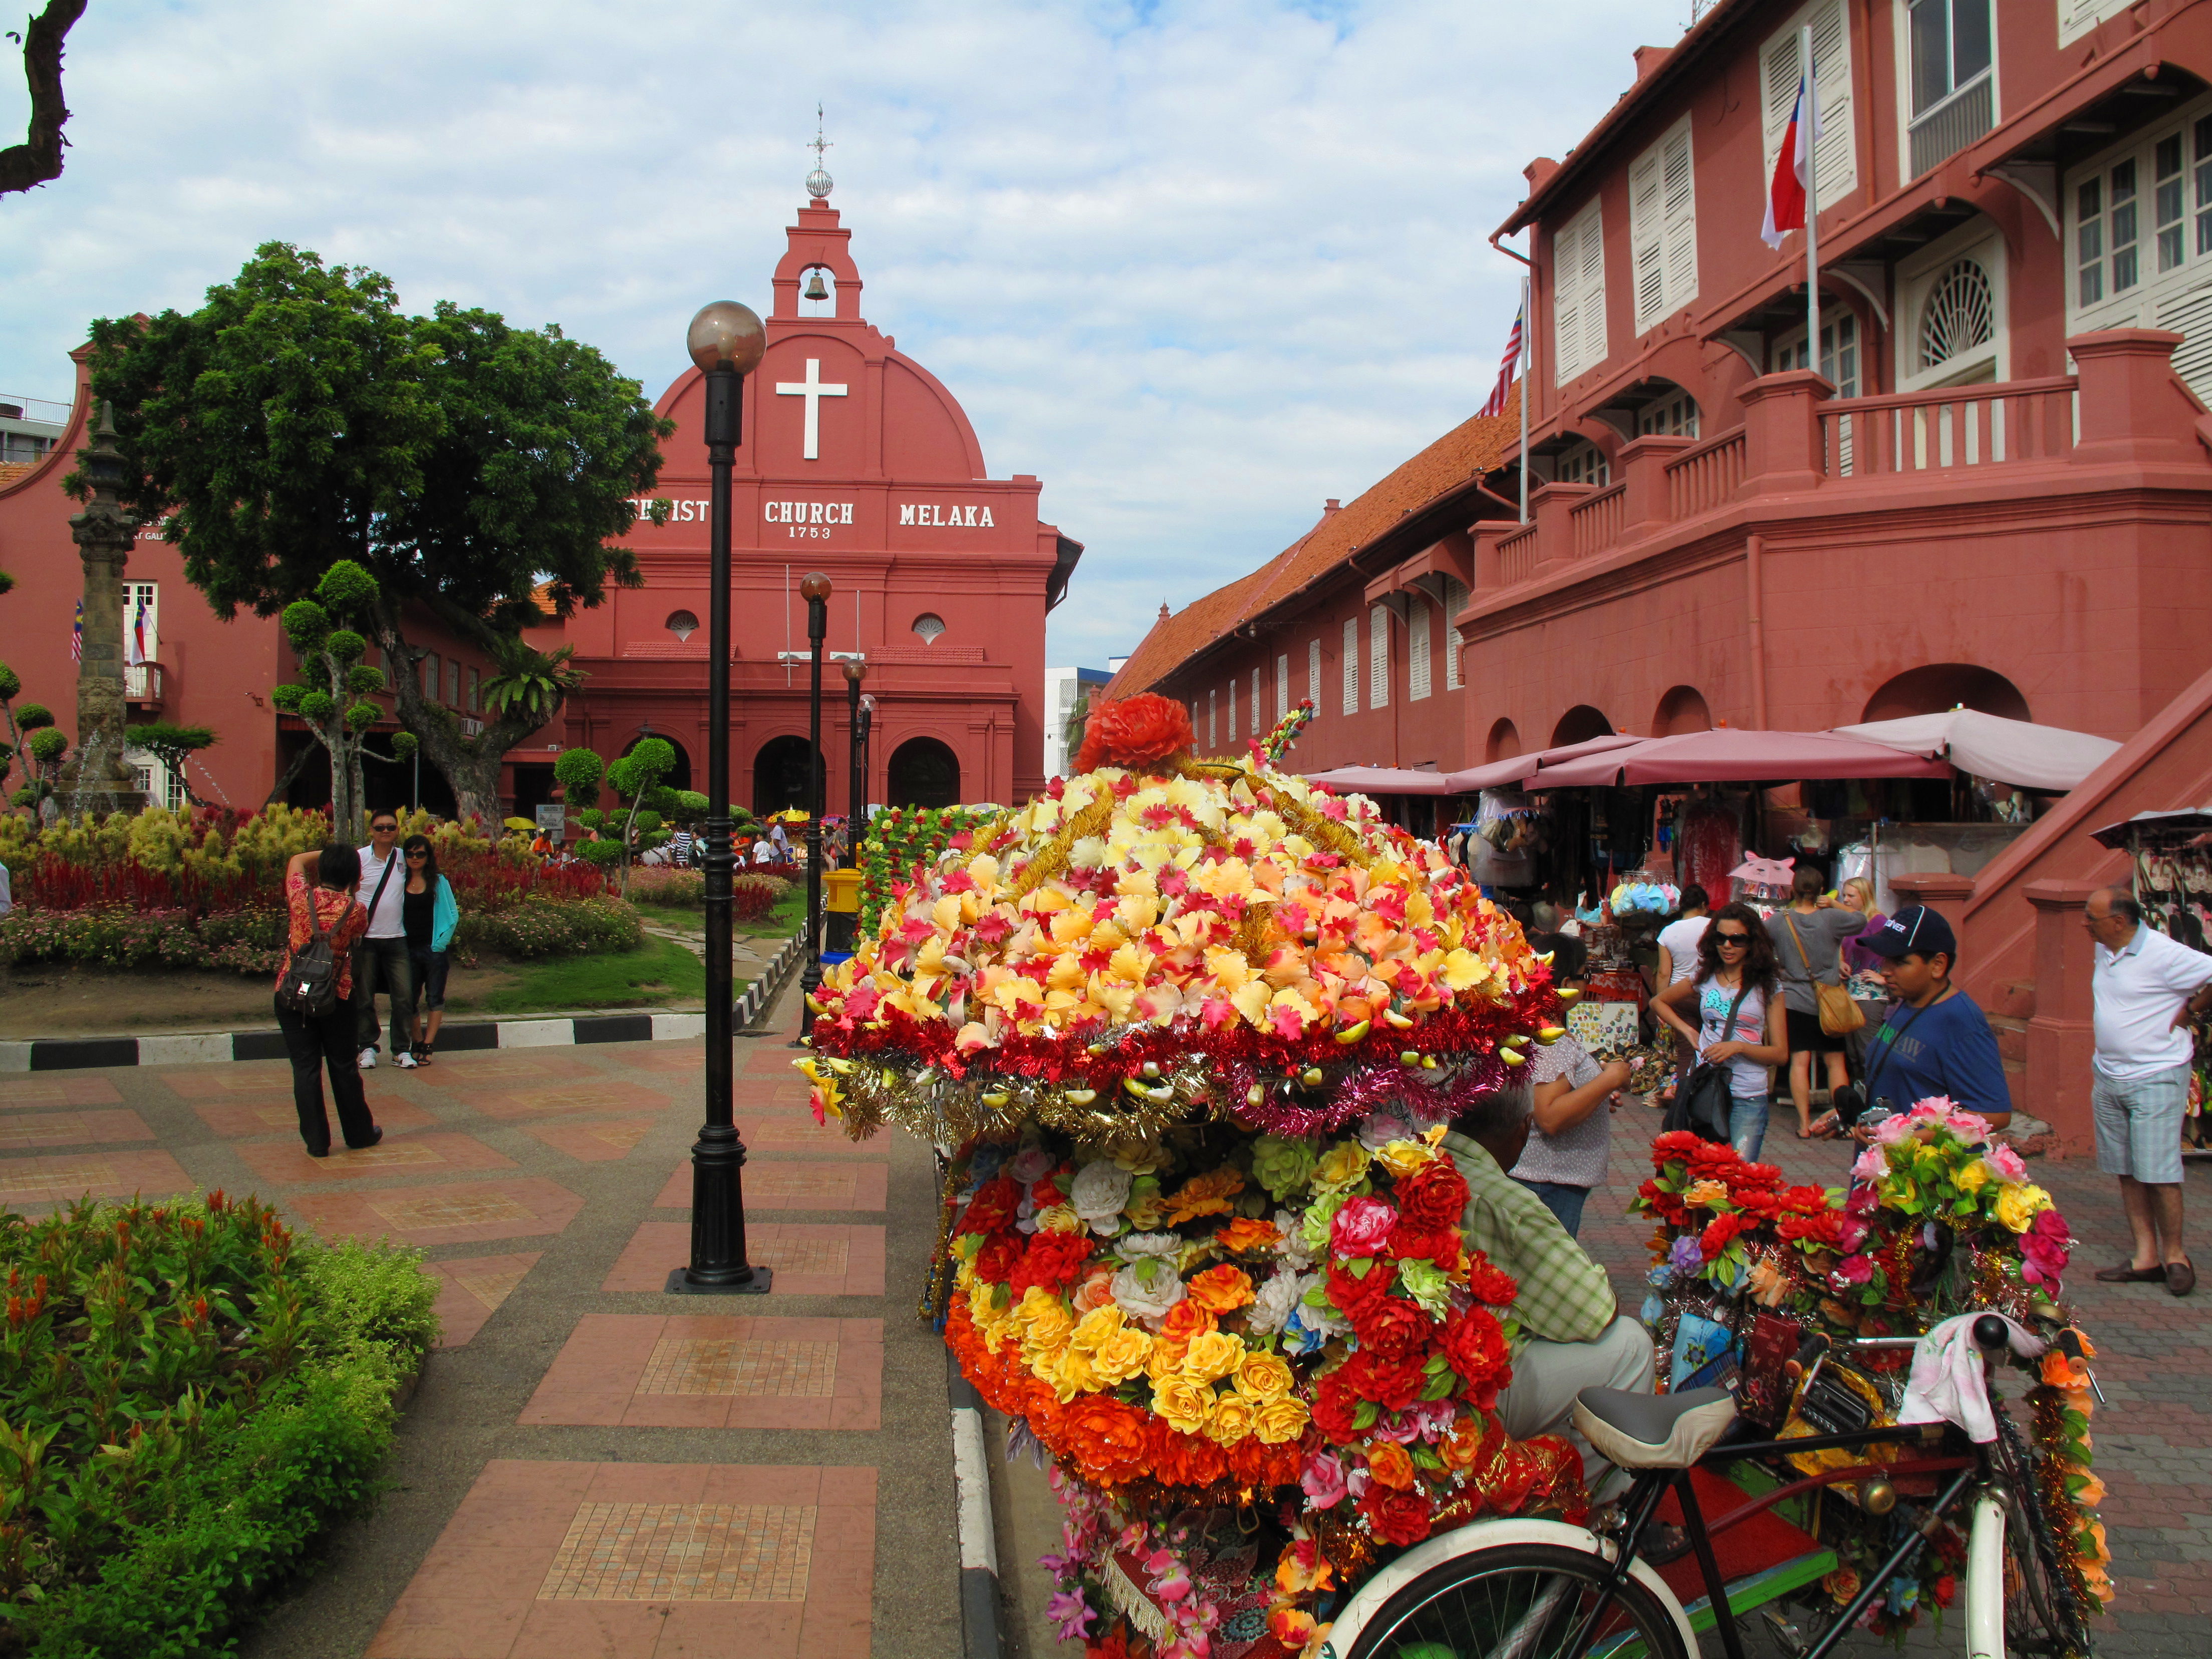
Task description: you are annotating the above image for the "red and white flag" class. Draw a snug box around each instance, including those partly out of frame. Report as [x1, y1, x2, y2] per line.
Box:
[1480, 299, 1524, 418]
[1761, 74, 1815, 249]
[126, 593, 148, 667]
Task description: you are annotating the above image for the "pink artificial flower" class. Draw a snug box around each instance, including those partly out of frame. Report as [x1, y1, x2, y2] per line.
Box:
[1844, 1183, 1880, 1218]
[1988, 1144, 2029, 1180]
[1832, 1253, 1873, 1286]
[1872, 1114, 1916, 1146]
[1300, 1451, 1348, 1509]
[1838, 1217, 1869, 1253]
[2031, 1207, 2070, 1242]
[1850, 1146, 1889, 1182]
[1330, 1195, 1399, 1258]
[1945, 1109, 1991, 1140]
[1145, 1549, 1193, 1603]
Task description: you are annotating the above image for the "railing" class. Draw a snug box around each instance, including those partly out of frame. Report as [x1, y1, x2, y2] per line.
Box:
[1820, 377, 2077, 478]
[123, 662, 163, 704]
[1664, 426, 1746, 520]
[1496, 522, 1540, 588]
[1908, 74, 1994, 178]
[1569, 482, 1626, 560]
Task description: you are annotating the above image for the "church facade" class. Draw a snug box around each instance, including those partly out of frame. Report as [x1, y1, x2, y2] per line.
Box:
[509, 193, 1081, 819]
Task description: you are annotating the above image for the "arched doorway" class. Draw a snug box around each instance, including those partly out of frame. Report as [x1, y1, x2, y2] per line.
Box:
[1651, 686, 1713, 736]
[1861, 664, 2029, 723]
[1485, 718, 1521, 763]
[752, 735, 821, 817]
[622, 731, 692, 792]
[887, 737, 961, 808]
[1551, 705, 1614, 747]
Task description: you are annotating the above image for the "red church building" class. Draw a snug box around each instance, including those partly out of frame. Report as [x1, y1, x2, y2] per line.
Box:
[512, 187, 1082, 819]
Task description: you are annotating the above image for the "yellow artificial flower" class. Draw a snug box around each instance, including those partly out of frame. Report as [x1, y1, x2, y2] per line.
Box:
[1232, 1349, 1295, 1403]
[1954, 1160, 1991, 1195]
[1144, 1337, 1189, 1383]
[1068, 1303, 1125, 1353]
[1438, 949, 1491, 992]
[1231, 979, 1275, 1027]
[1204, 1391, 1257, 1446]
[1153, 1374, 1211, 1435]
[1251, 1396, 1311, 1445]
[1047, 1346, 1099, 1403]
[1089, 1326, 1153, 1387]
[1314, 1141, 1369, 1190]
[1181, 1329, 1245, 1385]
[1994, 1182, 2053, 1233]
[1034, 1203, 1084, 1235]
[1269, 986, 1319, 1029]
[1372, 1139, 1432, 1179]
[1017, 1289, 1074, 1359]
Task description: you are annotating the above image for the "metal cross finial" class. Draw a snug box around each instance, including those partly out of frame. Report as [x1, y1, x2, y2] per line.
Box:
[809, 104, 832, 167]
[805, 104, 836, 200]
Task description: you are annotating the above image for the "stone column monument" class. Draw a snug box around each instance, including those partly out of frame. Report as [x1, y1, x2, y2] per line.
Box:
[56, 404, 147, 817]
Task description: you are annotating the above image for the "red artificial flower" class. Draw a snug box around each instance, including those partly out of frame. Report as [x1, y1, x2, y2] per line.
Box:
[1311, 1371, 1365, 1444]
[1325, 1259, 1397, 1322]
[958, 1177, 1021, 1237]
[1064, 1395, 1151, 1483]
[1359, 1483, 1435, 1546]
[1700, 1213, 1750, 1256]
[1075, 694, 1197, 773]
[973, 1231, 1024, 1284]
[1087, 1627, 1133, 1659]
[1463, 1251, 1519, 1308]
[1387, 1227, 1463, 1273]
[1008, 1231, 1098, 1299]
[1349, 1292, 1434, 1360]
[1394, 1161, 1470, 1232]
[1442, 1308, 1513, 1395]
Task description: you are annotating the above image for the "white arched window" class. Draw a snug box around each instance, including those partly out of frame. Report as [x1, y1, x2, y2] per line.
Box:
[1898, 223, 2004, 391]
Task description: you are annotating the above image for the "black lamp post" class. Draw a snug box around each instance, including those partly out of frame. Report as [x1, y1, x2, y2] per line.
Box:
[843, 657, 868, 831]
[669, 300, 771, 1296]
[858, 693, 874, 817]
[797, 572, 832, 1041]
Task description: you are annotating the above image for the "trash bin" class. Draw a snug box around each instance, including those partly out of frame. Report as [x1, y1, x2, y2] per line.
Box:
[822, 868, 862, 952]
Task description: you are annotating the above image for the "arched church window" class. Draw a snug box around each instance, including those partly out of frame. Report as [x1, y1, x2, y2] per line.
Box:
[665, 610, 699, 643]
[913, 614, 946, 644]
[1917, 258, 1995, 374]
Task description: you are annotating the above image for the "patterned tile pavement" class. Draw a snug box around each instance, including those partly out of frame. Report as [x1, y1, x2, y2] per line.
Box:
[601, 1221, 886, 1298]
[0, 1074, 124, 1108]
[512, 1115, 663, 1162]
[290, 1177, 587, 1247]
[653, 1159, 889, 1212]
[0, 1147, 194, 1210]
[235, 1131, 520, 1186]
[465, 1084, 675, 1121]
[192, 1097, 442, 1139]
[0, 1109, 155, 1149]
[521, 1313, 881, 1431]
[422, 1252, 543, 1348]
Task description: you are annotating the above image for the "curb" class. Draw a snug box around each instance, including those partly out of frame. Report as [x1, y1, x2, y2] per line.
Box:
[0, 1012, 711, 1073]
[948, 1352, 1004, 1659]
[736, 931, 807, 1033]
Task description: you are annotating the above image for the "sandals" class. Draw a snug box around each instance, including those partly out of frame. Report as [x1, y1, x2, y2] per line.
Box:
[411, 1041, 434, 1066]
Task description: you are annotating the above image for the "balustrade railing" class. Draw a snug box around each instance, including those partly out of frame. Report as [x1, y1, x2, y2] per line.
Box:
[1820, 377, 2077, 477]
[1496, 523, 1540, 588]
[1569, 482, 1625, 560]
[1664, 426, 1746, 521]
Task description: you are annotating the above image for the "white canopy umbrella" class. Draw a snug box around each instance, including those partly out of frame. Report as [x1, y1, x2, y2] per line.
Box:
[1831, 710, 2120, 792]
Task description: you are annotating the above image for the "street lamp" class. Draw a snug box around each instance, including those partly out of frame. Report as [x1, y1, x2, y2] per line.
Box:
[797, 572, 832, 1041]
[670, 299, 771, 1297]
[842, 657, 868, 834]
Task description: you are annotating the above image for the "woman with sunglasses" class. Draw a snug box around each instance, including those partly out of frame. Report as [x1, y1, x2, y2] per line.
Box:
[1650, 901, 1790, 1160]
[399, 834, 458, 1065]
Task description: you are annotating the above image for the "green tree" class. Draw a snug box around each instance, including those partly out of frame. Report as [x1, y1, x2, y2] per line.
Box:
[572, 738, 677, 895]
[267, 562, 415, 833]
[81, 243, 672, 827]
[122, 723, 218, 807]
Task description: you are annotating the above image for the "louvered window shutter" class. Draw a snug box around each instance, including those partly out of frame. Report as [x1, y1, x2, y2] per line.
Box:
[1809, 1, 1854, 207]
[1442, 577, 1468, 691]
[1578, 209, 1609, 373]
[1341, 619, 1358, 715]
[1661, 124, 1699, 311]
[1252, 669, 1262, 735]
[1308, 639, 1322, 710]
[1208, 688, 1217, 749]
[1276, 654, 1290, 718]
[1409, 602, 1432, 702]
[1369, 606, 1390, 709]
[1630, 150, 1667, 333]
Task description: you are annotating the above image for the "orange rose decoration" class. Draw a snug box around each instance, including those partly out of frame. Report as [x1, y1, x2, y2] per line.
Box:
[1074, 693, 1197, 773]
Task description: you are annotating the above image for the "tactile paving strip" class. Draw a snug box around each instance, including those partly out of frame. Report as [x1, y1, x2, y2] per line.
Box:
[536, 1501, 815, 1601]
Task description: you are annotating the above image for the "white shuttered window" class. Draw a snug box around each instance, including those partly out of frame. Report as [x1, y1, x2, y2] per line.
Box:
[1227, 680, 1236, 742]
[1368, 606, 1390, 709]
[1409, 602, 1432, 702]
[1341, 619, 1358, 715]
[1551, 199, 1607, 385]
[1276, 654, 1290, 718]
[1253, 668, 1264, 734]
[1761, 1, 1856, 217]
[1630, 117, 1699, 334]
[1309, 639, 1323, 711]
[1441, 577, 1468, 691]
[1208, 688, 1217, 749]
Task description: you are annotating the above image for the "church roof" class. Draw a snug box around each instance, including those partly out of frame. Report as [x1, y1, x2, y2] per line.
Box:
[1103, 381, 1521, 699]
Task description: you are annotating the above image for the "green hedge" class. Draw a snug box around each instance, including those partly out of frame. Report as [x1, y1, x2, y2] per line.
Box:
[0, 907, 286, 974]
[454, 895, 644, 959]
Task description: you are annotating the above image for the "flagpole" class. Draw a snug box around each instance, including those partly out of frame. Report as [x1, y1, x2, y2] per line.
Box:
[1803, 22, 1820, 375]
[1518, 274, 1531, 524]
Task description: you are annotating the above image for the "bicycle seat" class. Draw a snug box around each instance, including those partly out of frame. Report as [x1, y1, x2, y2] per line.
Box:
[1572, 1386, 1738, 1470]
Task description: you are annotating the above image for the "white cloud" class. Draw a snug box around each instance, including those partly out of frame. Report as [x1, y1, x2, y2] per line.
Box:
[0, 0, 1682, 669]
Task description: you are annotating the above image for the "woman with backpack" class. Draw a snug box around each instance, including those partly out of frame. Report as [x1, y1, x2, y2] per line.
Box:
[1649, 901, 1790, 1161]
[276, 844, 383, 1157]
[400, 834, 458, 1066]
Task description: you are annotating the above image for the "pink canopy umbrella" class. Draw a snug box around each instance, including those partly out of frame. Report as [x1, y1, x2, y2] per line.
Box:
[1444, 733, 1644, 793]
[1303, 766, 1458, 797]
[1532, 728, 1952, 788]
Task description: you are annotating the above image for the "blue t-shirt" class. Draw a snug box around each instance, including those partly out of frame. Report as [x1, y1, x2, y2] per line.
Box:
[1862, 990, 2010, 1119]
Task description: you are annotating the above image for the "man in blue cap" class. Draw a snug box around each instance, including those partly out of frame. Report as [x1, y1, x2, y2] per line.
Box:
[1854, 904, 2012, 1131]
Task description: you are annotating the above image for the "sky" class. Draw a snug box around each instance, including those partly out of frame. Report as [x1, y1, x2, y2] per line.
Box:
[0, 0, 1693, 672]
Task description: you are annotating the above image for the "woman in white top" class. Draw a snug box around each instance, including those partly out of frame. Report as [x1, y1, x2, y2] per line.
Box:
[1651, 901, 1790, 1161]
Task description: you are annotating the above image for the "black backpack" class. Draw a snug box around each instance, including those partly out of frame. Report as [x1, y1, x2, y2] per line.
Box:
[278, 893, 357, 1019]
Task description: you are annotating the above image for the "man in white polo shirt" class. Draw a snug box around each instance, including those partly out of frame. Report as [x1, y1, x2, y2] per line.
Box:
[2086, 887, 2212, 1296]
[354, 810, 417, 1071]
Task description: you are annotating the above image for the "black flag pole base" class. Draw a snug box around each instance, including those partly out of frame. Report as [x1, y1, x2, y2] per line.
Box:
[665, 1265, 774, 1295]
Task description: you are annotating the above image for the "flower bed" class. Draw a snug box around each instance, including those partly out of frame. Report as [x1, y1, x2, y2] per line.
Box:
[453, 896, 643, 959]
[621, 868, 789, 921]
[0, 1191, 434, 1654]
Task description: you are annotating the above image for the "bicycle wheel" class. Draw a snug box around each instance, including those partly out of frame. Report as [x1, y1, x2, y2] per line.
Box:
[1346, 1541, 1691, 1659]
[1994, 1408, 2093, 1657]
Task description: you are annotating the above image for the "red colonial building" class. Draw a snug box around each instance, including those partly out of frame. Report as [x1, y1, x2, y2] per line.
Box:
[1113, 0, 2212, 765]
[514, 189, 1081, 818]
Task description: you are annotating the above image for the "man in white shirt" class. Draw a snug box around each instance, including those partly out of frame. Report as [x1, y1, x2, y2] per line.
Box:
[2086, 887, 2212, 1296]
[752, 836, 776, 866]
[354, 811, 417, 1070]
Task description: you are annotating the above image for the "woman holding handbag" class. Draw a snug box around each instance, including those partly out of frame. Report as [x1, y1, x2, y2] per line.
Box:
[1651, 902, 1789, 1160]
[275, 844, 384, 1158]
[1766, 865, 1866, 1138]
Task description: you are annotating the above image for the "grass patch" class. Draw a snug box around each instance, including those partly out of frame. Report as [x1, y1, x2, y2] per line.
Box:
[631, 903, 703, 933]
[447, 932, 707, 1015]
[744, 886, 809, 938]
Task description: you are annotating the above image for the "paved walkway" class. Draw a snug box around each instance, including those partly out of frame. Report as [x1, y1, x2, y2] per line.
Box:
[0, 985, 955, 1659]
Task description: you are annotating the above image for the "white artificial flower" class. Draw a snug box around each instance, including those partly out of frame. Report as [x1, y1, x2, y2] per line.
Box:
[1246, 1269, 1315, 1337]
[1110, 1262, 1186, 1328]
[1069, 1161, 1135, 1225]
[1008, 1143, 1056, 1184]
[1117, 1231, 1182, 1260]
[1272, 1209, 1317, 1269]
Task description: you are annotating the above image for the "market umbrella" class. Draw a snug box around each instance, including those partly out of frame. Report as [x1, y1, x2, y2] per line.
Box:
[1531, 728, 1953, 788]
[1831, 710, 2120, 793]
[1303, 765, 1458, 796]
[1443, 733, 1644, 793]
[2089, 809, 2212, 850]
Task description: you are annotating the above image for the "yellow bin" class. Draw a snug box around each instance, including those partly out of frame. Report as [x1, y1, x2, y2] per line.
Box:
[823, 868, 862, 914]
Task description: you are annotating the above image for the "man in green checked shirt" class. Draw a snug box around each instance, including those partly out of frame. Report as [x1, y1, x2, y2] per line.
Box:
[1444, 1087, 1655, 1491]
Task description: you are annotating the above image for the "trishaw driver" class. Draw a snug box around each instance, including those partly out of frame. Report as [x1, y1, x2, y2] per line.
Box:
[1443, 1085, 1656, 1493]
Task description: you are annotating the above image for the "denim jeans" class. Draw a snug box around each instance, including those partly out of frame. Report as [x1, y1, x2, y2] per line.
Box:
[1729, 1093, 1771, 1162]
[353, 935, 415, 1054]
[1515, 1179, 1591, 1238]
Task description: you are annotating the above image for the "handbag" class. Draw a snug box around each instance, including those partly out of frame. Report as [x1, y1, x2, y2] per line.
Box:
[1668, 983, 1751, 1143]
[1785, 911, 1864, 1037]
[350, 850, 399, 988]
[278, 892, 357, 1019]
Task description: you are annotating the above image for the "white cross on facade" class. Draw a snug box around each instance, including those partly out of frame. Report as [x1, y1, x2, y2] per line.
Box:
[774, 358, 848, 461]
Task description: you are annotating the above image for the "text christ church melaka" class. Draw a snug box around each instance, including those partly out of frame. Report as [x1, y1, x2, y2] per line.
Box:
[513, 182, 1082, 823]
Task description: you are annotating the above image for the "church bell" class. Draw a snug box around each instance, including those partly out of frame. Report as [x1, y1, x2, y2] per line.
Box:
[804, 270, 829, 303]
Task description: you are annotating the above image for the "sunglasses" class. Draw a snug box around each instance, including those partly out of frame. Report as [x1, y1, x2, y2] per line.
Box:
[405, 850, 428, 859]
[371, 822, 399, 833]
[1714, 931, 1751, 945]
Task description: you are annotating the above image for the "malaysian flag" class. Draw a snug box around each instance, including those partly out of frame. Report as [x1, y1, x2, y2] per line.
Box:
[1480, 300, 1524, 418]
[71, 600, 82, 662]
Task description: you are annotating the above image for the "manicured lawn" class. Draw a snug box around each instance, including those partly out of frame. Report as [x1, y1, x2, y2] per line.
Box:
[632, 901, 704, 932]
[446, 932, 707, 1015]
[746, 886, 809, 937]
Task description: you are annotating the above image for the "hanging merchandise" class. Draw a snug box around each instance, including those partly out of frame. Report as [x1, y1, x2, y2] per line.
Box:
[1729, 851, 1796, 913]
[1467, 789, 1545, 887]
[1676, 794, 1745, 900]
[2126, 827, 2212, 1149]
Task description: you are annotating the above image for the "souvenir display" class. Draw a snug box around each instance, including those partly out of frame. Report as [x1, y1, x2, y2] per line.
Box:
[799, 694, 1586, 1655]
[1631, 1101, 2112, 1637]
